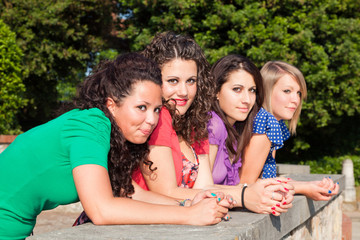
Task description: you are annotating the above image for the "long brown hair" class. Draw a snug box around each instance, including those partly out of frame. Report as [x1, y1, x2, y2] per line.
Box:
[74, 53, 162, 197]
[211, 54, 264, 162]
[142, 32, 213, 145]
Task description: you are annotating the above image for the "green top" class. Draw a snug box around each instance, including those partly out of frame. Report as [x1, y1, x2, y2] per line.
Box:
[0, 108, 110, 239]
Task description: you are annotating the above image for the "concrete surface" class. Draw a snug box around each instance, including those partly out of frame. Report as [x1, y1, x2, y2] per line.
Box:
[28, 174, 344, 240]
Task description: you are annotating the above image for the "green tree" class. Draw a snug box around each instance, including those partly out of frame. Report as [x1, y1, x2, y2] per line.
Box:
[117, 0, 360, 159]
[0, 19, 27, 134]
[0, 0, 124, 130]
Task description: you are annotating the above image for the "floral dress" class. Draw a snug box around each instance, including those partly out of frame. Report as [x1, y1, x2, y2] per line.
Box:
[253, 108, 290, 178]
[180, 147, 199, 188]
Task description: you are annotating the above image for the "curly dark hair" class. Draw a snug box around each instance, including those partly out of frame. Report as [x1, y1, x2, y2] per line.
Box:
[142, 32, 213, 144]
[73, 52, 162, 197]
[211, 54, 264, 163]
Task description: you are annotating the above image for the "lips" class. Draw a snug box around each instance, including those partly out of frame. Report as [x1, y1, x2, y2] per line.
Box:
[140, 128, 152, 136]
[175, 99, 188, 106]
[236, 107, 249, 113]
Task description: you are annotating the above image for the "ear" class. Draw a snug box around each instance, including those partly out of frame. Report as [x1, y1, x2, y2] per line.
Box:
[106, 97, 116, 115]
[216, 92, 219, 100]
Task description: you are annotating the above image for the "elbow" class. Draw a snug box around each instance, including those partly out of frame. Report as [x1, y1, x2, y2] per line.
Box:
[85, 210, 110, 225]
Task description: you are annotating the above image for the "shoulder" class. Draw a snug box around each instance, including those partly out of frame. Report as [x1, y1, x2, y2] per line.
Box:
[61, 108, 111, 146]
[253, 108, 279, 134]
[207, 111, 227, 138]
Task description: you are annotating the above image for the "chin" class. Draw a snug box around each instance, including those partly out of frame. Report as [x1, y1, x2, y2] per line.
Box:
[128, 137, 148, 145]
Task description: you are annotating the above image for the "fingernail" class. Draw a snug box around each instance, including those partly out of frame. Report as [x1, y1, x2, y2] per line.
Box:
[272, 211, 276, 215]
[284, 182, 287, 184]
[337, 182, 339, 184]
[328, 190, 332, 194]
[218, 198, 221, 202]
[233, 200, 237, 204]
[276, 203, 280, 207]
[329, 176, 331, 179]
[230, 198, 233, 202]
[211, 193, 216, 197]
[271, 206, 276, 210]
[277, 180, 282, 182]
[283, 202, 287, 205]
[284, 188, 289, 192]
[287, 178, 291, 180]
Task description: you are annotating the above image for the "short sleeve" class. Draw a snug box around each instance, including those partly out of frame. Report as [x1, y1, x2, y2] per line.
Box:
[193, 139, 209, 155]
[61, 108, 110, 170]
[207, 111, 227, 146]
[148, 107, 173, 147]
[253, 108, 290, 150]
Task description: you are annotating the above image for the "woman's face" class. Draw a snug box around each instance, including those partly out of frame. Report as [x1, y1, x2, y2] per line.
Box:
[107, 80, 162, 144]
[217, 70, 257, 126]
[271, 74, 301, 120]
[161, 59, 197, 116]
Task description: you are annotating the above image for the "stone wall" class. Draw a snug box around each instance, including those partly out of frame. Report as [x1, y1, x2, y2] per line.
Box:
[28, 174, 344, 240]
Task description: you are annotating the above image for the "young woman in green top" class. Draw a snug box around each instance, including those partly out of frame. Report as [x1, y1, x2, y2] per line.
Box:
[0, 53, 230, 239]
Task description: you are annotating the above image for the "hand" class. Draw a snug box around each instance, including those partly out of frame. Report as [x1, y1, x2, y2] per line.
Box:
[243, 178, 294, 216]
[303, 177, 339, 201]
[188, 197, 229, 225]
[191, 190, 233, 221]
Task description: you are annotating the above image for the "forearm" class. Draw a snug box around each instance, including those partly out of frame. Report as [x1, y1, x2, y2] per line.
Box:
[90, 197, 190, 225]
[132, 186, 181, 206]
[288, 181, 308, 195]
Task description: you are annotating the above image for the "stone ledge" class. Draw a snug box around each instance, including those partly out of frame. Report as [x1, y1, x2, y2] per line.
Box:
[28, 174, 344, 240]
[277, 163, 310, 175]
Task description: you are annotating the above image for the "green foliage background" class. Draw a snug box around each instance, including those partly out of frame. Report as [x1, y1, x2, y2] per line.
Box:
[0, 19, 27, 134]
[1, 0, 359, 180]
[117, 0, 360, 169]
[0, 0, 123, 130]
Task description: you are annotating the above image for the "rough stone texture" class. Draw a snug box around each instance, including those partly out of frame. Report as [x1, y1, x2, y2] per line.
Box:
[277, 164, 310, 176]
[283, 195, 342, 240]
[342, 159, 356, 202]
[27, 174, 344, 240]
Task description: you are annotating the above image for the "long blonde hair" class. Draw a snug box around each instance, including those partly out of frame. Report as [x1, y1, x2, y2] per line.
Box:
[260, 61, 307, 134]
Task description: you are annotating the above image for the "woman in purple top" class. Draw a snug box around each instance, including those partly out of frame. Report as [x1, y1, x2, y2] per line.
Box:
[208, 54, 264, 186]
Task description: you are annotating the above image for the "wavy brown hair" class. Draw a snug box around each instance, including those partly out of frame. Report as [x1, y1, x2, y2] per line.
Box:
[211, 54, 264, 163]
[142, 32, 212, 144]
[73, 53, 162, 197]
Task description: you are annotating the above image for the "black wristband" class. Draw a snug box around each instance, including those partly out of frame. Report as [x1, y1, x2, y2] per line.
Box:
[241, 183, 248, 209]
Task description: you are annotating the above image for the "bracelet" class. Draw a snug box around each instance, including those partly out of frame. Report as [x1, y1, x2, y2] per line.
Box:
[178, 199, 191, 207]
[241, 183, 248, 209]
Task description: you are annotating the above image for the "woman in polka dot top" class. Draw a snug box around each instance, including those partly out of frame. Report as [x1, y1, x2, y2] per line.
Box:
[239, 61, 339, 201]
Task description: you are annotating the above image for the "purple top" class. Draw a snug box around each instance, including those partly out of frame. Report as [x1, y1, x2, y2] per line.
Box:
[207, 111, 242, 185]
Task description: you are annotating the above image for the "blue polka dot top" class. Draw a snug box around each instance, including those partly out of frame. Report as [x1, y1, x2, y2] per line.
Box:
[253, 108, 290, 178]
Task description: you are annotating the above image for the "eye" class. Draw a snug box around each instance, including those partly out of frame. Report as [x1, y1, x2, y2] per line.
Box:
[283, 89, 291, 94]
[250, 87, 257, 93]
[137, 105, 146, 111]
[167, 79, 178, 84]
[297, 91, 302, 97]
[154, 107, 162, 113]
[186, 78, 196, 84]
[232, 87, 242, 93]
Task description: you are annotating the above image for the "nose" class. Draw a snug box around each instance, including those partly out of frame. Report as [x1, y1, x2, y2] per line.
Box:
[241, 91, 251, 104]
[177, 82, 188, 97]
[145, 111, 157, 126]
[291, 93, 300, 106]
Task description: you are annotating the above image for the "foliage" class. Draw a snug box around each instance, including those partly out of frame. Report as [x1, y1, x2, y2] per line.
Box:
[0, 0, 122, 130]
[0, 19, 27, 134]
[116, 0, 360, 159]
[300, 155, 360, 186]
